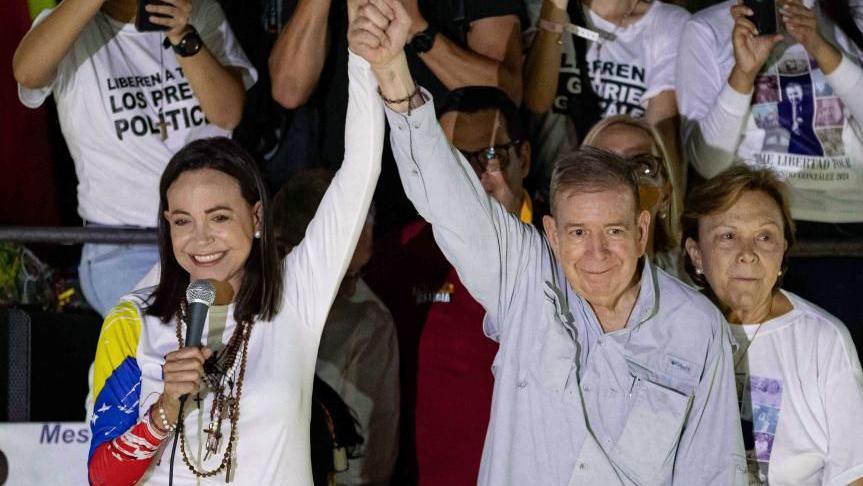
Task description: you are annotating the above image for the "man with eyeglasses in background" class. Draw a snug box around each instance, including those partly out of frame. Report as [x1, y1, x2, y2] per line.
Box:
[365, 85, 534, 485]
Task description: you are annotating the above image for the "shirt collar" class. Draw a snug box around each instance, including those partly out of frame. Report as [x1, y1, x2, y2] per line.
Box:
[518, 190, 533, 224]
[627, 257, 660, 329]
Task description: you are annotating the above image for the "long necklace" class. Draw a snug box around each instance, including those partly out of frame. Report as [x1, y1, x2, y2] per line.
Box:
[95, 12, 169, 141]
[174, 302, 253, 480]
[733, 322, 764, 370]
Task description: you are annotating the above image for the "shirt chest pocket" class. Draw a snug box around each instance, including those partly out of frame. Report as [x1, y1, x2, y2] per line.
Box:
[612, 371, 693, 483]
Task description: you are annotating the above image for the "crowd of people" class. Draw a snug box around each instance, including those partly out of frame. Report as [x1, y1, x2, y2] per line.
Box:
[11, 0, 863, 484]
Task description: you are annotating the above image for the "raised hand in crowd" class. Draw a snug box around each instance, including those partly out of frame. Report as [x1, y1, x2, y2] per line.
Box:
[780, 0, 842, 72]
[143, 0, 193, 44]
[728, 2, 784, 93]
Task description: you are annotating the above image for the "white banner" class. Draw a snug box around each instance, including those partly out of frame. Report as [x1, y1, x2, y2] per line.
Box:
[0, 422, 89, 485]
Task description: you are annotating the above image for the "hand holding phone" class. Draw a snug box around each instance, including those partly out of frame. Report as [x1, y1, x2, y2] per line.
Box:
[744, 0, 778, 35]
[136, 0, 170, 32]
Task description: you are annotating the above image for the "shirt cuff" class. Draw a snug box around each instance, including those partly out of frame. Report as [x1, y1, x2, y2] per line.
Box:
[383, 87, 437, 127]
[348, 49, 372, 71]
[717, 81, 752, 117]
[824, 53, 863, 97]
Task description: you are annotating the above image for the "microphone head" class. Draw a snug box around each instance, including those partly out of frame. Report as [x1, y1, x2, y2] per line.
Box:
[186, 279, 216, 307]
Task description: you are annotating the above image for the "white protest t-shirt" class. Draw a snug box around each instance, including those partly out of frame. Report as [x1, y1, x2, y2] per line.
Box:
[729, 291, 863, 485]
[526, 0, 689, 194]
[18, 3, 256, 227]
[677, 0, 863, 222]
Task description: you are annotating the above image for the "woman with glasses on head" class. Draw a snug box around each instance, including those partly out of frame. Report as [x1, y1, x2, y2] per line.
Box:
[682, 165, 863, 485]
[582, 114, 687, 281]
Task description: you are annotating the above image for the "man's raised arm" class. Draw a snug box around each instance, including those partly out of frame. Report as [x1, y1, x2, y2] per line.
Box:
[350, 0, 539, 326]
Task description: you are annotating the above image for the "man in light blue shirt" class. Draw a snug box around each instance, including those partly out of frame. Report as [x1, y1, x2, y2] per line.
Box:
[347, 1, 747, 484]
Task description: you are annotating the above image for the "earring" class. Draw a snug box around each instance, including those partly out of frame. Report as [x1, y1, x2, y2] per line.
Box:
[254, 230, 261, 239]
[777, 270, 783, 276]
[658, 211, 667, 220]
[695, 268, 703, 275]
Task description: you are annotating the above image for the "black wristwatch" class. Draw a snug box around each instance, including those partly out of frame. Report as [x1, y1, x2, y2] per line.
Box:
[164, 26, 203, 57]
[409, 25, 438, 54]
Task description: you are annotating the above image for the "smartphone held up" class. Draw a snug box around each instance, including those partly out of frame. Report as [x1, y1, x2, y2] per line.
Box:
[136, 0, 171, 32]
[744, 0, 779, 35]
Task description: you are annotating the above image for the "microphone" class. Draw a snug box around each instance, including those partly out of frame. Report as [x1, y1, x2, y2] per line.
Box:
[184, 279, 216, 348]
[169, 279, 216, 486]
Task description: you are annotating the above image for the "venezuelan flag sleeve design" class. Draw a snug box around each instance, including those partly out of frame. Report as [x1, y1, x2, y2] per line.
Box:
[88, 301, 143, 462]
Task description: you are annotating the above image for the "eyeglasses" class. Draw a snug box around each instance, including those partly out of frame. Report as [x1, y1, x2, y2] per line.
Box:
[459, 140, 521, 174]
[626, 153, 666, 211]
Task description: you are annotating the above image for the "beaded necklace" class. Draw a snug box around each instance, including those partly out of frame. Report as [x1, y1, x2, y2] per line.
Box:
[174, 301, 253, 480]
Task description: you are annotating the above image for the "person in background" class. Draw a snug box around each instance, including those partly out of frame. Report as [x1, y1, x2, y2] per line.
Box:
[523, 0, 688, 208]
[268, 0, 523, 231]
[310, 375, 365, 485]
[354, 2, 746, 484]
[581, 115, 686, 281]
[273, 168, 400, 486]
[13, 0, 256, 316]
[682, 165, 863, 485]
[365, 85, 534, 485]
[676, 0, 863, 342]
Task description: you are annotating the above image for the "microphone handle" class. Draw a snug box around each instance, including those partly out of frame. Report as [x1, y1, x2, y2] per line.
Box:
[185, 301, 209, 347]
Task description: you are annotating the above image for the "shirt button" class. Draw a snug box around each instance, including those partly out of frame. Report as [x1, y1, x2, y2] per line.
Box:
[412, 121, 421, 129]
[578, 463, 587, 470]
[583, 384, 592, 392]
[517, 380, 528, 389]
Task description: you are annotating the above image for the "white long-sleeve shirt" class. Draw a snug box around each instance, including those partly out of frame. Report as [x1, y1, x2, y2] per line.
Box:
[677, 0, 863, 222]
[88, 51, 384, 486]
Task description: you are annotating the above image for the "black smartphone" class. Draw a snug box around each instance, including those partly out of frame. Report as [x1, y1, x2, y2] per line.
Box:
[135, 0, 170, 32]
[744, 0, 778, 35]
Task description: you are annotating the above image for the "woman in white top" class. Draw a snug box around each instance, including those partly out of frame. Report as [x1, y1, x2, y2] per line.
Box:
[682, 165, 863, 485]
[14, 0, 256, 317]
[523, 0, 689, 204]
[85, 45, 384, 486]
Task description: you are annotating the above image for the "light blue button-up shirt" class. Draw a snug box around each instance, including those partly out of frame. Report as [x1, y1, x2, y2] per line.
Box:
[381, 87, 747, 485]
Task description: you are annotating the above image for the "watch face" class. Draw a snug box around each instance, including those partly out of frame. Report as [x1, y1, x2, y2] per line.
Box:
[412, 32, 434, 53]
[178, 32, 203, 56]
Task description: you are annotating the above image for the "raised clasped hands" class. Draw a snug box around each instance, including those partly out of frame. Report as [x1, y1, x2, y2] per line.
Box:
[348, 0, 412, 69]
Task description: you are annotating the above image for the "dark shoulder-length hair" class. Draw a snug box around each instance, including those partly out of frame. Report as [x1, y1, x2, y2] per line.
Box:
[681, 165, 795, 291]
[146, 137, 283, 324]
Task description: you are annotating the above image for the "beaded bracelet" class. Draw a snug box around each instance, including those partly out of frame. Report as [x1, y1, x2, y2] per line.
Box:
[144, 404, 171, 440]
[158, 399, 177, 432]
[377, 84, 420, 106]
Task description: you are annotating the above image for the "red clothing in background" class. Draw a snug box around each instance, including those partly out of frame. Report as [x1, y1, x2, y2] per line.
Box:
[367, 220, 498, 486]
[2, 1, 60, 225]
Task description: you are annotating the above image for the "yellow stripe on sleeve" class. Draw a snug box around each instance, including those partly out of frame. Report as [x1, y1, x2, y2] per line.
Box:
[91, 301, 143, 406]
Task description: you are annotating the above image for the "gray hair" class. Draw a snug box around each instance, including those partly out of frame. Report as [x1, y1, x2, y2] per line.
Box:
[549, 146, 641, 216]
